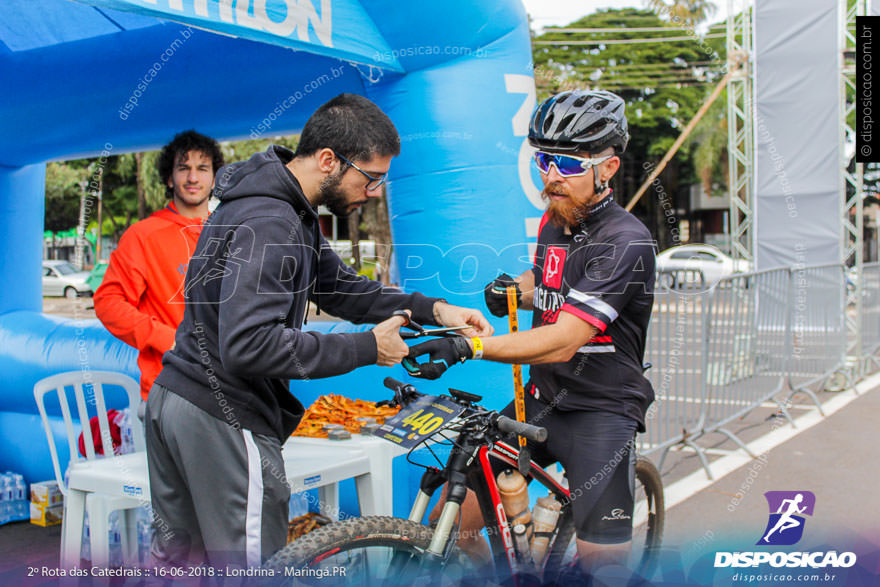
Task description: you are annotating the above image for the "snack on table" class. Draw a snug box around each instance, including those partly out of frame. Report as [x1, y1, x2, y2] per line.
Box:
[287, 512, 332, 542]
[292, 394, 400, 438]
[327, 429, 352, 441]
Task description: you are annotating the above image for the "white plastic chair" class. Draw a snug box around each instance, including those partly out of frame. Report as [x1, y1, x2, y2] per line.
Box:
[34, 370, 148, 568]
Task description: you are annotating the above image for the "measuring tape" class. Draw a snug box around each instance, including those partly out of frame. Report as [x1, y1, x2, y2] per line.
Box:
[506, 286, 530, 474]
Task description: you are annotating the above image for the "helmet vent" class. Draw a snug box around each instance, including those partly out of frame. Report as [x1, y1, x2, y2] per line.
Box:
[542, 113, 556, 134]
[557, 113, 576, 133]
[583, 119, 608, 138]
[573, 95, 588, 108]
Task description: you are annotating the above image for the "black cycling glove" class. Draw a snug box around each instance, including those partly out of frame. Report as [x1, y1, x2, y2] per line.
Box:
[403, 337, 474, 380]
[484, 273, 521, 317]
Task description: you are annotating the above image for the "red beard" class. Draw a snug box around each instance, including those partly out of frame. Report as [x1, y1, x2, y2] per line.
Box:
[542, 182, 588, 227]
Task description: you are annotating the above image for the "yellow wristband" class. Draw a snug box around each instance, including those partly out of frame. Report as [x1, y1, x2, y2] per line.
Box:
[471, 337, 484, 360]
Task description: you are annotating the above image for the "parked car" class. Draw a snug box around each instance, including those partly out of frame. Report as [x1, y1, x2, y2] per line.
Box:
[42, 260, 92, 298]
[655, 244, 750, 287]
[86, 261, 108, 293]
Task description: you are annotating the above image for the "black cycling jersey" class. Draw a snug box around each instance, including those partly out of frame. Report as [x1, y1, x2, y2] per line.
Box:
[528, 193, 656, 431]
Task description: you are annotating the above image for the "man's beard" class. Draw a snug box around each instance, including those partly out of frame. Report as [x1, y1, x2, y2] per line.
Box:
[318, 170, 351, 217]
[173, 185, 210, 208]
[542, 182, 589, 228]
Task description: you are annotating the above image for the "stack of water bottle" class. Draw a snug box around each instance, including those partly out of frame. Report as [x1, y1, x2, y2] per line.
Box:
[80, 506, 154, 565]
[78, 409, 154, 565]
[80, 509, 143, 567]
[0, 471, 28, 525]
[136, 504, 153, 564]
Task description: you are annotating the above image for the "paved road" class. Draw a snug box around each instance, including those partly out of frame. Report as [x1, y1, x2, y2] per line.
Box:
[652, 378, 880, 585]
[42, 296, 96, 319]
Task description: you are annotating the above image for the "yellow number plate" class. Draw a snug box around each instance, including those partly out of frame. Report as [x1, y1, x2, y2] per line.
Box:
[374, 395, 463, 448]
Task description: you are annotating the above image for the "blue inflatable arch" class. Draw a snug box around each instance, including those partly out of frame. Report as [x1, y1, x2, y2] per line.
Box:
[0, 0, 540, 507]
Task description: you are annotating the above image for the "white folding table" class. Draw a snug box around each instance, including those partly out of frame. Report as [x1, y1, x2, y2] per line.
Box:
[282, 434, 407, 520]
[60, 433, 406, 567]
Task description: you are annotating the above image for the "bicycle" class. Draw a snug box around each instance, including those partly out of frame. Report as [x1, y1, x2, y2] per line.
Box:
[265, 377, 665, 585]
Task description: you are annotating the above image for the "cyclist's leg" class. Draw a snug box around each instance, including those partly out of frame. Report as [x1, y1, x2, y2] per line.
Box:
[553, 410, 639, 573]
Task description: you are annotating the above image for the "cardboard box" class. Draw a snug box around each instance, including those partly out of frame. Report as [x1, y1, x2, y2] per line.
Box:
[30, 480, 63, 507]
[30, 502, 63, 527]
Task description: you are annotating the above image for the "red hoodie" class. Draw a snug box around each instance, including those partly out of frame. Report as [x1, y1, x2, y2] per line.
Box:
[94, 203, 204, 399]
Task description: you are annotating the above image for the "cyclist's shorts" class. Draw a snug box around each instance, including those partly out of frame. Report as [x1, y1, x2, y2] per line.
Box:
[496, 393, 638, 543]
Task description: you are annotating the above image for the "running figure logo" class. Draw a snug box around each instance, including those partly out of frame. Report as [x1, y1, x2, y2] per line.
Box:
[757, 491, 815, 546]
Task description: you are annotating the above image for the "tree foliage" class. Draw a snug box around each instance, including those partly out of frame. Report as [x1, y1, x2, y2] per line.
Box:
[532, 7, 726, 247]
[643, 0, 717, 26]
[44, 161, 88, 233]
[44, 136, 300, 242]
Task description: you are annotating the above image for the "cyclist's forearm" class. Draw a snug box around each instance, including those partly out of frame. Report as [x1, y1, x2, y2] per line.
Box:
[470, 313, 597, 364]
[515, 269, 536, 311]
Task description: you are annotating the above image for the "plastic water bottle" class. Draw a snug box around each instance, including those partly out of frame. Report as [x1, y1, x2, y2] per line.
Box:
[0, 473, 9, 525]
[137, 505, 153, 565]
[13, 474, 27, 521]
[0, 471, 23, 524]
[109, 511, 122, 567]
[114, 409, 134, 455]
[81, 511, 91, 562]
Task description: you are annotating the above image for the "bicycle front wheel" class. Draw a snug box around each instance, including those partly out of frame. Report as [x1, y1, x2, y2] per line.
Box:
[264, 515, 474, 586]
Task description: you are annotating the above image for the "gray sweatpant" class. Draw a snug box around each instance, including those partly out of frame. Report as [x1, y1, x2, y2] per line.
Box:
[145, 384, 290, 569]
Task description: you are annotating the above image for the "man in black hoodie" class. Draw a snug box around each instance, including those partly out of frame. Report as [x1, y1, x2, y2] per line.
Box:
[146, 94, 493, 570]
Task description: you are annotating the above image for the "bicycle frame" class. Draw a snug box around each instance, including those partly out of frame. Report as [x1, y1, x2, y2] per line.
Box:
[404, 436, 574, 581]
[476, 442, 574, 576]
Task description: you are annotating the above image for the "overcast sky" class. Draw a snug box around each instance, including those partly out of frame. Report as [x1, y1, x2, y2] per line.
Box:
[520, 0, 731, 32]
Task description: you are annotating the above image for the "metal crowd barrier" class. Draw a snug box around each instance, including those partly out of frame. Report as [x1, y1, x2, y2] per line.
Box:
[641, 284, 711, 463]
[861, 262, 880, 372]
[785, 264, 848, 408]
[698, 268, 792, 461]
[639, 263, 863, 479]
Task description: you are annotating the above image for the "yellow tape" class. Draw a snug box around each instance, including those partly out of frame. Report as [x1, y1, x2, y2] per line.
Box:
[506, 286, 527, 448]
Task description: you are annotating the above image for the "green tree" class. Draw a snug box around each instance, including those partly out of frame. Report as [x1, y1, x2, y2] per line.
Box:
[223, 136, 299, 163]
[533, 8, 725, 247]
[45, 135, 303, 245]
[643, 0, 717, 26]
[44, 161, 88, 232]
[689, 93, 728, 196]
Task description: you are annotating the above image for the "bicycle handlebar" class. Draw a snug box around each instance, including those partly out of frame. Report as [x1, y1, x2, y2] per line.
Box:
[494, 415, 548, 443]
[383, 376, 406, 393]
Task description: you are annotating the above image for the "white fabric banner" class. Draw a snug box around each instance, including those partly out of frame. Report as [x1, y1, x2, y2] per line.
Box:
[754, 0, 841, 269]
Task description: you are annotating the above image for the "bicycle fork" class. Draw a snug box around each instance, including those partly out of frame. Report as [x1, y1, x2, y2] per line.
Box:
[408, 450, 474, 562]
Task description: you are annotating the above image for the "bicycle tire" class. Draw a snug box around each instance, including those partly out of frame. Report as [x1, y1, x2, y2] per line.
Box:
[264, 515, 474, 585]
[634, 456, 664, 578]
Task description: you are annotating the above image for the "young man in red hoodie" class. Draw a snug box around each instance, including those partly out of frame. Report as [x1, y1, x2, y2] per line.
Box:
[94, 131, 224, 411]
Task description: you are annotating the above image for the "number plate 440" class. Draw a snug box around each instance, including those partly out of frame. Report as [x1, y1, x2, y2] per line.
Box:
[373, 394, 464, 449]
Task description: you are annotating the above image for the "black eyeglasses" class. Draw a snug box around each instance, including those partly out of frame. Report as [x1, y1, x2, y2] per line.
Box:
[333, 151, 388, 191]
